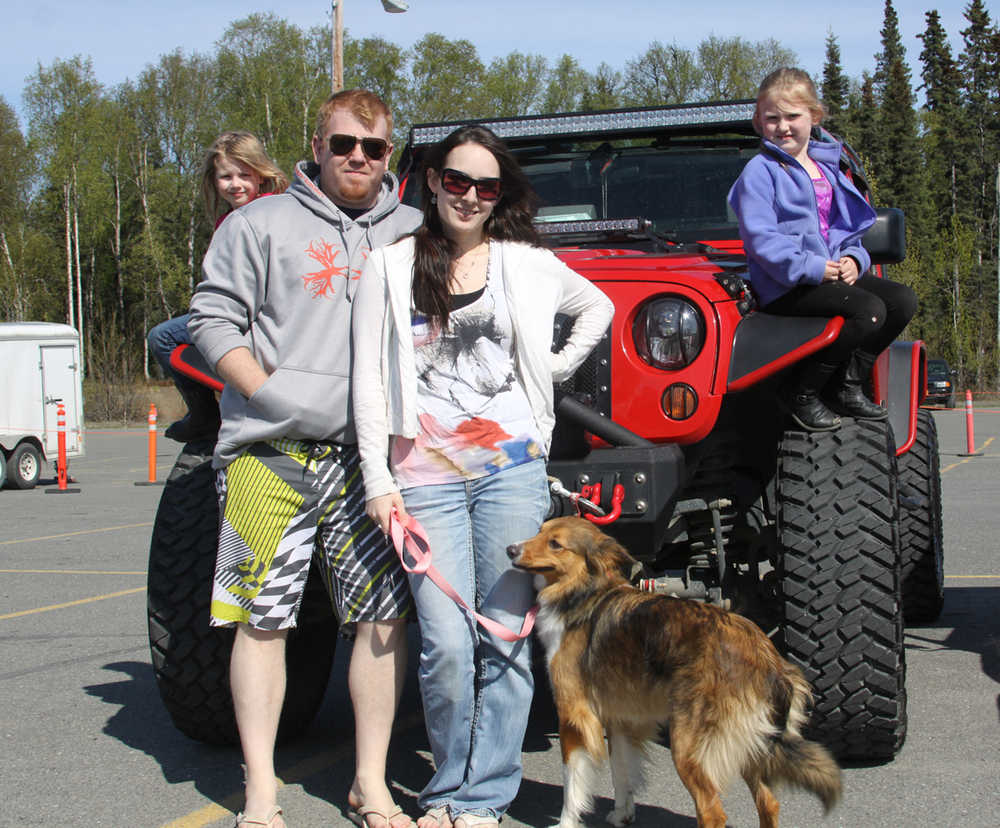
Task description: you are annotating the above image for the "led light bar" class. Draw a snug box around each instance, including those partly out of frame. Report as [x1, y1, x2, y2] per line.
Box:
[409, 101, 755, 146]
[535, 218, 647, 235]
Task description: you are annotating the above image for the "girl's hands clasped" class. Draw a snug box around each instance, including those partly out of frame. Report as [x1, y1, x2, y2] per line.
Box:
[822, 257, 861, 285]
[822, 260, 841, 282]
[837, 256, 860, 285]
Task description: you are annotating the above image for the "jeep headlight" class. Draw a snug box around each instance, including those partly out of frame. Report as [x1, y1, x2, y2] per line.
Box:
[633, 297, 705, 369]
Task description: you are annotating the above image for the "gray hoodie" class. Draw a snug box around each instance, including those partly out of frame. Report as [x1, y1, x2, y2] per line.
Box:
[189, 160, 422, 468]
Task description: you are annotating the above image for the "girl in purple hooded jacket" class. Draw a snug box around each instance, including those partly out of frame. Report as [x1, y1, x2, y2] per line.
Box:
[728, 68, 916, 431]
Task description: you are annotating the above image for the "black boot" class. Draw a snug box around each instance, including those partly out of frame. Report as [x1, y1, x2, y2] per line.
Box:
[781, 361, 842, 431]
[828, 352, 888, 420]
[164, 380, 221, 443]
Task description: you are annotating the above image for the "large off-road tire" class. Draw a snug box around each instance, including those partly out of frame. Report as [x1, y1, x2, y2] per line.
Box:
[776, 419, 907, 762]
[897, 409, 944, 623]
[147, 442, 338, 745]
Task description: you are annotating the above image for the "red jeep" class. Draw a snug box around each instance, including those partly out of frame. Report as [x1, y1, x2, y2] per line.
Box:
[147, 101, 942, 762]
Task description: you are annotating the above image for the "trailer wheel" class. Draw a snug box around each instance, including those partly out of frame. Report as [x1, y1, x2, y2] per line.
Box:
[776, 419, 907, 762]
[898, 409, 944, 623]
[6, 442, 42, 489]
[146, 442, 338, 745]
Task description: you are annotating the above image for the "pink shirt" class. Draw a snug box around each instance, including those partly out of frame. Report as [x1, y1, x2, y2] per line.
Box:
[812, 173, 833, 241]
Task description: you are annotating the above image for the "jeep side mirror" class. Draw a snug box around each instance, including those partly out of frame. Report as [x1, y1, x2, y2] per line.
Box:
[863, 207, 906, 265]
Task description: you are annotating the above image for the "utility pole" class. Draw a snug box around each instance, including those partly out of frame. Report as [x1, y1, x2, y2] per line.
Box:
[331, 1, 408, 92]
[331, 1, 344, 93]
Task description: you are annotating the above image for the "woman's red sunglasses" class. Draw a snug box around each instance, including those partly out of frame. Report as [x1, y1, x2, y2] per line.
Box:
[440, 168, 502, 201]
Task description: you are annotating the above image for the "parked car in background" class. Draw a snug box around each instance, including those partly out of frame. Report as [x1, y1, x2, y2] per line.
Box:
[925, 358, 956, 407]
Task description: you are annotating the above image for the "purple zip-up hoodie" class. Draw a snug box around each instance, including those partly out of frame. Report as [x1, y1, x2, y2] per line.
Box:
[727, 137, 876, 307]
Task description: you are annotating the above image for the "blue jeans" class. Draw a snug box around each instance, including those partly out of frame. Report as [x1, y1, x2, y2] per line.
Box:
[400, 459, 548, 819]
[147, 313, 192, 377]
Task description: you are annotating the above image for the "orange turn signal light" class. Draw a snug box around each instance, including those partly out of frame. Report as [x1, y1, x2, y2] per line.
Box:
[661, 384, 697, 420]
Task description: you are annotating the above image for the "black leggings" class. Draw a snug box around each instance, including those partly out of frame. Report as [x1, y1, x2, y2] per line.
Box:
[763, 274, 917, 365]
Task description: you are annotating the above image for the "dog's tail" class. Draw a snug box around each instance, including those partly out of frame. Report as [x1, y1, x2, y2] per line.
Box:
[762, 731, 842, 812]
[760, 665, 842, 812]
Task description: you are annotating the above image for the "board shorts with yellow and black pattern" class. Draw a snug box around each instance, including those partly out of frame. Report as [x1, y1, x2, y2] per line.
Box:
[209, 438, 412, 634]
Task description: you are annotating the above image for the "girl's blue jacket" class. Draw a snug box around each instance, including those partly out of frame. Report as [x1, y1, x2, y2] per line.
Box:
[727, 137, 876, 307]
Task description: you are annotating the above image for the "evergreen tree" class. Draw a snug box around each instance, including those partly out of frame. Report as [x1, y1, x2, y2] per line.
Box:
[918, 9, 965, 224]
[959, 0, 999, 238]
[821, 29, 849, 136]
[852, 73, 880, 183]
[958, 0, 1000, 387]
[871, 0, 924, 237]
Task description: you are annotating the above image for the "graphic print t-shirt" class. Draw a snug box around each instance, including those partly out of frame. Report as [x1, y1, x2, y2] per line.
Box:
[390, 243, 544, 488]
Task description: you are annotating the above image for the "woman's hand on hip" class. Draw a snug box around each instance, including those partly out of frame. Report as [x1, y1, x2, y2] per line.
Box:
[367, 492, 408, 534]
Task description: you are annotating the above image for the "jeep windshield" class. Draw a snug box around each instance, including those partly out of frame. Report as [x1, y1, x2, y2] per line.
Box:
[516, 139, 759, 243]
[399, 102, 783, 248]
[402, 136, 760, 246]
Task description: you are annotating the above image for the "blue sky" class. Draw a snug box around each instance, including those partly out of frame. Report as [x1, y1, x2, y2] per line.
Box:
[4, 0, 972, 128]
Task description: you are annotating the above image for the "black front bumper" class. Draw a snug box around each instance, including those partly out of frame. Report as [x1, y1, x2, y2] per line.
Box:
[546, 442, 685, 554]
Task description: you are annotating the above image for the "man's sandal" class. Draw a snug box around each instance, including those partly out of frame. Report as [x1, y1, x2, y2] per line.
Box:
[234, 805, 284, 827]
[348, 803, 412, 828]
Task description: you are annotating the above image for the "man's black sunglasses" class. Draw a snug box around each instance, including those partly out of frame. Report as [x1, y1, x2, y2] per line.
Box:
[327, 133, 390, 160]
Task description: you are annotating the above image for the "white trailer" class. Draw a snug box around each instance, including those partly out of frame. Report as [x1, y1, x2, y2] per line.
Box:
[0, 322, 85, 489]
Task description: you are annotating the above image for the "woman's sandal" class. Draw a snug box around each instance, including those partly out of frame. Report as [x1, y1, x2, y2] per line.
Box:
[418, 806, 451, 828]
[453, 815, 499, 828]
[348, 803, 412, 828]
[234, 805, 284, 827]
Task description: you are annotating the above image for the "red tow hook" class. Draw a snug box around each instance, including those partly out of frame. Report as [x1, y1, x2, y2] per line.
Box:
[583, 483, 625, 525]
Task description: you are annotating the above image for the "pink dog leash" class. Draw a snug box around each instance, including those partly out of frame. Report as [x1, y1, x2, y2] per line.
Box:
[388, 511, 538, 642]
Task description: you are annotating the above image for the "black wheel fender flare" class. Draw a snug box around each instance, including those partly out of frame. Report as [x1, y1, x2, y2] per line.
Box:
[885, 340, 926, 456]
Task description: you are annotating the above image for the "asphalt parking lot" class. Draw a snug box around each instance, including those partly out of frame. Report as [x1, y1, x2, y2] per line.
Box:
[1, 408, 998, 827]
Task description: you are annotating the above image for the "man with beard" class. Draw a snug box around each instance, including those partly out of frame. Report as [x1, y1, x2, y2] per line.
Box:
[189, 89, 421, 828]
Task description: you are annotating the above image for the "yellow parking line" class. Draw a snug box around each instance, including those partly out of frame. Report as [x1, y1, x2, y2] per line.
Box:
[160, 801, 237, 828]
[160, 750, 344, 828]
[0, 522, 153, 546]
[0, 587, 146, 620]
[941, 436, 995, 473]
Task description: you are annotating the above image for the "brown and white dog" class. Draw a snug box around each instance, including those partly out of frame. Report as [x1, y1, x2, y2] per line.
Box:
[507, 516, 841, 828]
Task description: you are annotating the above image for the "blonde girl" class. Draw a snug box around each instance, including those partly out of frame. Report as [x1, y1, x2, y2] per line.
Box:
[200, 131, 289, 227]
[149, 131, 288, 442]
[728, 68, 916, 431]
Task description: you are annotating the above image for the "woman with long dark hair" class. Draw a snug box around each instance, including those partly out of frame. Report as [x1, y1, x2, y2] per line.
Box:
[352, 125, 613, 828]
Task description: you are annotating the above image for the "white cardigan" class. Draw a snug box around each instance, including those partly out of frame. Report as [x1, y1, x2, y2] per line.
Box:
[352, 236, 614, 500]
